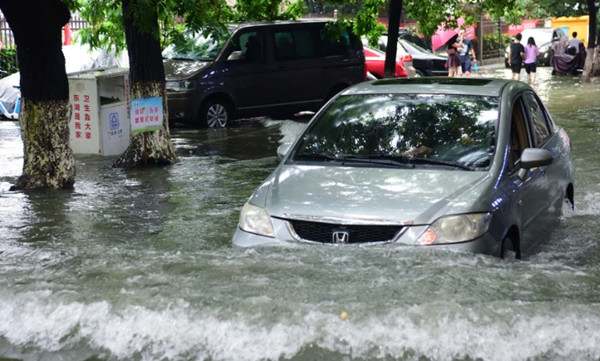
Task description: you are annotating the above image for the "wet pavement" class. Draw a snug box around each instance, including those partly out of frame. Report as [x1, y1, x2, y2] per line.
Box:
[1, 67, 600, 361]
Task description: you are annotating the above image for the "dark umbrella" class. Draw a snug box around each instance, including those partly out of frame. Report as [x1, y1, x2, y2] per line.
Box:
[440, 33, 459, 50]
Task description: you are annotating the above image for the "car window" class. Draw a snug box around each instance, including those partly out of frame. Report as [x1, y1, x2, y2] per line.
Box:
[274, 29, 317, 60]
[523, 92, 552, 147]
[292, 94, 499, 169]
[400, 39, 431, 54]
[225, 30, 264, 63]
[509, 97, 531, 169]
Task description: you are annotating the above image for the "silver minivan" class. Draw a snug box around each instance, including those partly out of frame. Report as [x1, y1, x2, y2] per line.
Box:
[232, 78, 574, 259]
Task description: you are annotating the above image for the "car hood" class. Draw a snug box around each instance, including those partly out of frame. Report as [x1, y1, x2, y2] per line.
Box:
[264, 165, 490, 225]
[163, 59, 210, 79]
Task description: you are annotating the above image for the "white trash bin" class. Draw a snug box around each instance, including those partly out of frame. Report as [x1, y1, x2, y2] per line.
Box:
[68, 68, 130, 156]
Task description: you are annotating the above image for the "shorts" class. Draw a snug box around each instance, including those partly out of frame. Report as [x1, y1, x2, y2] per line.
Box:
[460, 55, 472, 73]
[511, 63, 522, 74]
[525, 62, 537, 74]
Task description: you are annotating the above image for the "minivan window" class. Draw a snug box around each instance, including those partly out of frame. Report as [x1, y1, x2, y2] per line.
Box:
[320, 28, 351, 56]
[274, 29, 317, 60]
[523, 92, 552, 146]
[292, 94, 498, 169]
[225, 31, 264, 62]
[162, 34, 228, 61]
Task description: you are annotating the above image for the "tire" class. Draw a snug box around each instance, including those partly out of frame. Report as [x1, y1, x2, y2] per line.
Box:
[415, 69, 425, 77]
[561, 195, 575, 218]
[199, 98, 232, 128]
[500, 234, 521, 260]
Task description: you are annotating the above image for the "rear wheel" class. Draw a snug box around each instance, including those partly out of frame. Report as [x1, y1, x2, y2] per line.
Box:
[199, 98, 232, 128]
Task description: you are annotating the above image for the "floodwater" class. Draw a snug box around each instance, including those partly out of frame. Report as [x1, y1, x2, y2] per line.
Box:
[1, 67, 600, 361]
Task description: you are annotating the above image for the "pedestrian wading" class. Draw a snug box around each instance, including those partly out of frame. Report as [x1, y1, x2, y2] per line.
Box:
[115, 0, 176, 168]
[1, 1, 75, 190]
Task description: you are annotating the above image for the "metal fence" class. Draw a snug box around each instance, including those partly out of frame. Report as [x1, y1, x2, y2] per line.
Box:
[480, 18, 510, 60]
[0, 12, 88, 49]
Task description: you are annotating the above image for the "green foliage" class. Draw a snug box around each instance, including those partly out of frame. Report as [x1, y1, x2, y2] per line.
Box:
[233, 0, 305, 21]
[323, 0, 520, 38]
[482, 32, 510, 52]
[75, 0, 232, 52]
[76, 0, 126, 51]
[0, 48, 18, 74]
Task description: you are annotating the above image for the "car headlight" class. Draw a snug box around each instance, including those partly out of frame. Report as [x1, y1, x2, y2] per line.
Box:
[417, 213, 491, 245]
[239, 202, 275, 237]
[166, 80, 194, 91]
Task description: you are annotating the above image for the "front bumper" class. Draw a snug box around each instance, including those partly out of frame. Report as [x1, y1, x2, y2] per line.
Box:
[166, 90, 194, 121]
[232, 217, 498, 255]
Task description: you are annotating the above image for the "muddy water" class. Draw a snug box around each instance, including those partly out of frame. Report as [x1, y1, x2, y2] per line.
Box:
[1, 67, 600, 361]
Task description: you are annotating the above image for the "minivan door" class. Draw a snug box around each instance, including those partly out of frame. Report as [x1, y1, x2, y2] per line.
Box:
[268, 25, 325, 114]
[220, 28, 277, 113]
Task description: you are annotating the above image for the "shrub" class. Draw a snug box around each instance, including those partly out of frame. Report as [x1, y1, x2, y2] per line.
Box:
[0, 48, 18, 75]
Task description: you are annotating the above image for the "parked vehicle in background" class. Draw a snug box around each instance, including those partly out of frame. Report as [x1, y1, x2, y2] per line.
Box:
[164, 20, 365, 128]
[504, 28, 560, 67]
[398, 28, 432, 51]
[363, 46, 414, 78]
[377, 36, 448, 76]
[234, 78, 574, 259]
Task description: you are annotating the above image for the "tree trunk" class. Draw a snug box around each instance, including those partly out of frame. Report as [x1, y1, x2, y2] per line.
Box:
[384, 0, 403, 78]
[582, 0, 599, 82]
[115, 0, 176, 168]
[1, 1, 75, 190]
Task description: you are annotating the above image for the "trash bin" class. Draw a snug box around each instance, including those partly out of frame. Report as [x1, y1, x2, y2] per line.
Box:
[68, 68, 130, 156]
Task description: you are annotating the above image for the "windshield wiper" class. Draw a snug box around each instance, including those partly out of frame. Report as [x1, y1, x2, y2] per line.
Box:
[294, 153, 338, 162]
[293, 153, 412, 168]
[337, 155, 415, 168]
[164, 56, 198, 61]
[405, 157, 474, 171]
[351, 154, 474, 171]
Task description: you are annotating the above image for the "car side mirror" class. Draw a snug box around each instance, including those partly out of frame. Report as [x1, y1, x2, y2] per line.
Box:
[227, 50, 243, 61]
[519, 148, 553, 169]
[277, 143, 292, 160]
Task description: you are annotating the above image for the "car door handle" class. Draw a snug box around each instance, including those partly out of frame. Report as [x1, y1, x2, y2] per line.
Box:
[518, 199, 523, 207]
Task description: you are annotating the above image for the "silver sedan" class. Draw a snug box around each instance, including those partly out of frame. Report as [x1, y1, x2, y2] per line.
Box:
[232, 78, 574, 259]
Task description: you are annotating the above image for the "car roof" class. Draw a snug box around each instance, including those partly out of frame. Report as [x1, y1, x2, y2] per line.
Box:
[342, 78, 523, 97]
[231, 18, 334, 31]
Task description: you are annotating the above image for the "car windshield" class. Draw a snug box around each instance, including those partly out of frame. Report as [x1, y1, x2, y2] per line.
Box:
[162, 32, 229, 61]
[291, 94, 499, 170]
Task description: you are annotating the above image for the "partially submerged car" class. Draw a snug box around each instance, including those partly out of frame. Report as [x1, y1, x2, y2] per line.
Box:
[233, 78, 574, 258]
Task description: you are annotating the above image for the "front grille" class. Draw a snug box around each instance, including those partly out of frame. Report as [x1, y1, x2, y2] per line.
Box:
[288, 219, 403, 244]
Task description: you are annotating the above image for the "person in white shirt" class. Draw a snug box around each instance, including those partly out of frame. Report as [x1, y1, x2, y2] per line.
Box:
[567, 32, 581, 55]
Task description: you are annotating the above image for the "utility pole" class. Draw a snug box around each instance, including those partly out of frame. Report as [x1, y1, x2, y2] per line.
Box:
[384, 0, 402, 78]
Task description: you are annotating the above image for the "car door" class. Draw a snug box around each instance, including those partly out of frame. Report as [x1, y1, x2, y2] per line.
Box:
[220, 28, 277, 111]
[505, 95, 543, 250]
[518, 92, 560, 246]
[268, 25, 324, 113]
[522, 91, 565, 215]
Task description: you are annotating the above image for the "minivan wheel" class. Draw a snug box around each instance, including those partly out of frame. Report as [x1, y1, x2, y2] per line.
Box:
[200, 99, 231, 128]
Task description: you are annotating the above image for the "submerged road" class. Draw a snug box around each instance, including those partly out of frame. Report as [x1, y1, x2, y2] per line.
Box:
[1, 67, 600, 361]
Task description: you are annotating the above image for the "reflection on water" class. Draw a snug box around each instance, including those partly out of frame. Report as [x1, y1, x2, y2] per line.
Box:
[1, 67, 600, 361]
